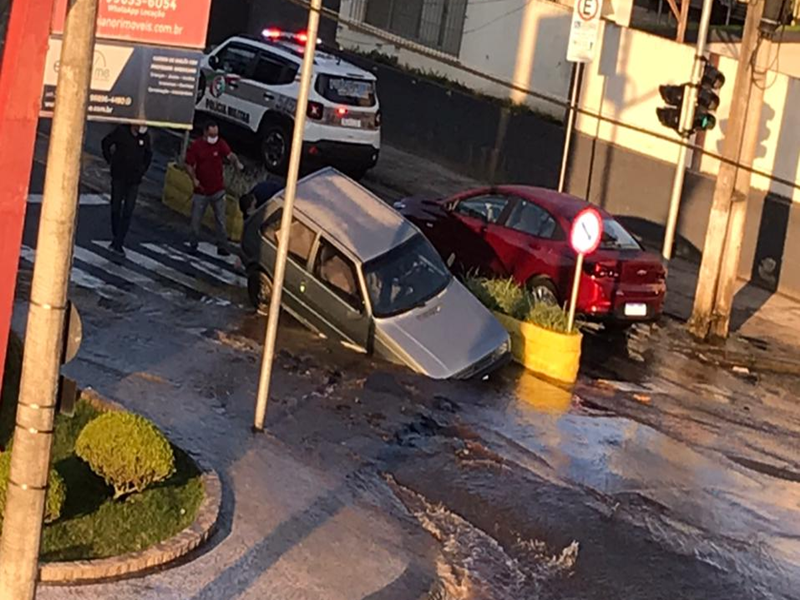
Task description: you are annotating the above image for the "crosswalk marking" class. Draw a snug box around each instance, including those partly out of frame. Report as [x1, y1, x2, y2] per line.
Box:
[73, 245, 184, 303]
[28, 194, 108, 206]
[20, 238, 244, 308]
[19, 245, 120, 301]
[142, 243, 246, 287]
[92, 242, 232, 304]
[196, 241, 241, 268]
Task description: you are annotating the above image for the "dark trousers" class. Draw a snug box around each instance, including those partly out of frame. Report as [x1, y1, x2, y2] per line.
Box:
[110, 179, 139, 249]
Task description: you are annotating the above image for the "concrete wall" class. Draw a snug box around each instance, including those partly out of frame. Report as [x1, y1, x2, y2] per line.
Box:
[337, 0, 574, 117]
[577, 22, 800, 202]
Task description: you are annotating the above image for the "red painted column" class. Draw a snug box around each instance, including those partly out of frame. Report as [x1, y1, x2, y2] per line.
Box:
[0, 0, 59, 392]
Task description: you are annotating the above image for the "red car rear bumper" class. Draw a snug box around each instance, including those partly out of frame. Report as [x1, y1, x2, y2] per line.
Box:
[578, 276, 666, 322]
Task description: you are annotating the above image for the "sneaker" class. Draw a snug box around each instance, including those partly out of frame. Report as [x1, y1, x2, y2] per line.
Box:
[217, 246, 231, 257]
[109, 242, 125, 257]
[188, 241, 199, 254]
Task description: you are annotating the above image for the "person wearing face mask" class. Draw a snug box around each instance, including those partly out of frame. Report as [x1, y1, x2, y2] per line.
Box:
[101, 123, 153, 256]
[185, 121, 244, 256]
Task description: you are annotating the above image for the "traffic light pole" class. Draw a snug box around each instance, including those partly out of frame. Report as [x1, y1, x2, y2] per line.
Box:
[688, 0, 766, 340]
[661, 0, 714, 260]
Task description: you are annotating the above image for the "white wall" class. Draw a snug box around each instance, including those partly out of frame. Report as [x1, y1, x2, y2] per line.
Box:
[337, 0, 574, 117]
[577, 23, 800, 201]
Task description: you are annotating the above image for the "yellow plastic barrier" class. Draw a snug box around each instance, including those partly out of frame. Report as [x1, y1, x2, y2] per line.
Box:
[161, 162, 244, 242]
[493, 312, 582, 384]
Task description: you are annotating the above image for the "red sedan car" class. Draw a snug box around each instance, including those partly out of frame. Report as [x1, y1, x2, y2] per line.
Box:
[396, 186, 667, 323]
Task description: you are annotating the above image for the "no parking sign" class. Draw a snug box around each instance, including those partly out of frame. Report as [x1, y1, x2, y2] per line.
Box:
[567, 208, 604, 331]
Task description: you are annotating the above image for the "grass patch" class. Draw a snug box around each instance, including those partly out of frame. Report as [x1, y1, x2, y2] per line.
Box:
[1, 334, 203, 562]
[464, 275, 580, 335]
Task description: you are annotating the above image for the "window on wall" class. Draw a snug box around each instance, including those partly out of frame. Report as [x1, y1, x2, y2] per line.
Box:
[362, 0, 468, 56]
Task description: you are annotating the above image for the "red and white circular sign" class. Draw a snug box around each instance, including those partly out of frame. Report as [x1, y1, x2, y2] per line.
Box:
[570, 208, 603, 255]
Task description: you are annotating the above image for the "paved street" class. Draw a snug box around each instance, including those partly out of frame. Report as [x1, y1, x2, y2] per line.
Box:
[9, 124, 800, 599]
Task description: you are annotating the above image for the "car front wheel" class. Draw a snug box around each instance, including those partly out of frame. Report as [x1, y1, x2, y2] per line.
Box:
[247, 269, 273, 314]
[529, 277, 559, 306]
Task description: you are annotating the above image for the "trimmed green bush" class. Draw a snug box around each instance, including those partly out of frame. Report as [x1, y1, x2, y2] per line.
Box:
[76, 412, 175, 499]
[0, 451, 67, 524]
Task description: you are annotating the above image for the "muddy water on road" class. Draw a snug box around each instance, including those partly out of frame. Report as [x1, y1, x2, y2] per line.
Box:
[231, 316, 798, 599]
[448, 368, 800, 599]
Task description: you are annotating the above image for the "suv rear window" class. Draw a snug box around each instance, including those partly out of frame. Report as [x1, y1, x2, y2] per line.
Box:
[315, 75, 376, 107]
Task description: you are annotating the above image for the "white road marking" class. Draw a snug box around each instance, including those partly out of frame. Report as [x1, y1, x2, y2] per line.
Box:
[101, 242, 231, 305]
[19, 245, 118, 300]
[73, 245, 184, 303]
[196, 241, 241, 268]
[27, 194, 108, 206]
[142, 243, 246, 288]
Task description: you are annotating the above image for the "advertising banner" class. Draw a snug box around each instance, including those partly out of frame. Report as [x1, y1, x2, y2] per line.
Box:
[41, 38, 201, 128]
[51, 0, 213, 49]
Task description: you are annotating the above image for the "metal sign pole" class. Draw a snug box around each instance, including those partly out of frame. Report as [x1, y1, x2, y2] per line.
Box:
[567, 253, 585, 332]
[253, 0, 323, 431]
[661, 0, 715, 260]
[558, 62, 584, 193]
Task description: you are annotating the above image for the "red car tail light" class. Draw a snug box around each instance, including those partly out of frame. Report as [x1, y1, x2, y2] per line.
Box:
[584, 261, 620, 279]
[307, 101, 324, 120]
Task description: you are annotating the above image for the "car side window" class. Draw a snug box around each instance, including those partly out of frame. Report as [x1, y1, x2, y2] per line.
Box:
[314, 239, 363, 312]
[215, 43, 257, 77]
[505, 200, 561, 240]
[253, 52, 298, 86]
[453, 195, 509, 224]
[260, 209, 317, 266]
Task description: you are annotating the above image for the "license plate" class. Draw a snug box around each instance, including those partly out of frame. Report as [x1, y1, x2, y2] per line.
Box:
[341, 118, 362, 128]
[624, 303, 648, 317]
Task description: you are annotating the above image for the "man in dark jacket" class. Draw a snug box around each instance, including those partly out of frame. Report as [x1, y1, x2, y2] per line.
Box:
[238, 178, 284, 221]
[101, 124, 153, 256]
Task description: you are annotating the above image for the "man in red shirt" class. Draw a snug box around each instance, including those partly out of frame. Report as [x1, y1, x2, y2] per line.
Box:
[185, 121, 244, 255]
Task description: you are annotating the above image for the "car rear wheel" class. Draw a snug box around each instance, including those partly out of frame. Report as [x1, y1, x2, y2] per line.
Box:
[247, 268, 273, 314]
[261, 122, 291, 174]
[529, 277, 559, 306]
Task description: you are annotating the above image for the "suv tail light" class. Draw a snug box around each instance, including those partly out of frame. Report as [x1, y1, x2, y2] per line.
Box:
[307, 101, 323, 120]
[584, 261, 620, 279]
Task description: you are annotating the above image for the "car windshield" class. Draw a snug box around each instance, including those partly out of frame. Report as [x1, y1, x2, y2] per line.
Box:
[316, 74, 376, 107]
[601, 219, 641, 250]
[363, 235, 452, 318]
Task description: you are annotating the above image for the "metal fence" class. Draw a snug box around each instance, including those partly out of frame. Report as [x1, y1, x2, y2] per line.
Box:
[349, 0, 468, 56]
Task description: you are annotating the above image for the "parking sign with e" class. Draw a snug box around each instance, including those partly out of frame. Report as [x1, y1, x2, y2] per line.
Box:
[567, 0, 604, 63]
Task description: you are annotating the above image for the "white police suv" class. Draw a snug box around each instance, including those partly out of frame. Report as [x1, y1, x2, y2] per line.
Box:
[196, 29, 381, 177]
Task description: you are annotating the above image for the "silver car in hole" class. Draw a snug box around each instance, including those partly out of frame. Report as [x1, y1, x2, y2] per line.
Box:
[240, 168, 510, 380]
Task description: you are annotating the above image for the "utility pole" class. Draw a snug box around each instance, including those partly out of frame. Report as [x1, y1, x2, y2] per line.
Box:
[253, 0, 323, 431]
[0, 0, 98, 596]
[662, 0, 715, 260]
[708, 37, 772, 338]
[688, 0, 765, 340]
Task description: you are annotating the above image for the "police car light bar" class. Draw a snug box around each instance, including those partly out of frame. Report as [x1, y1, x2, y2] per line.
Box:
[261, 28, 322, 45]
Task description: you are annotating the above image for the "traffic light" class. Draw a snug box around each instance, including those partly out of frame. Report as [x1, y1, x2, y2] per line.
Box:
[657, 84, 686, 133]
[694, 62, 725, 133]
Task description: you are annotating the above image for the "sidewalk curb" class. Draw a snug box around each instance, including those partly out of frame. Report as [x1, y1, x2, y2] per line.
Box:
[39, 389, 222, 585]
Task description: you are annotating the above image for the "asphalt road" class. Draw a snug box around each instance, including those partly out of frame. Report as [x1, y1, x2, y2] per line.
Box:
[16, 123, 800, 600]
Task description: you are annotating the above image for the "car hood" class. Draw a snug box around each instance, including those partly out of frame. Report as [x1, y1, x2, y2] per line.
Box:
[374, 279, 509, 380]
